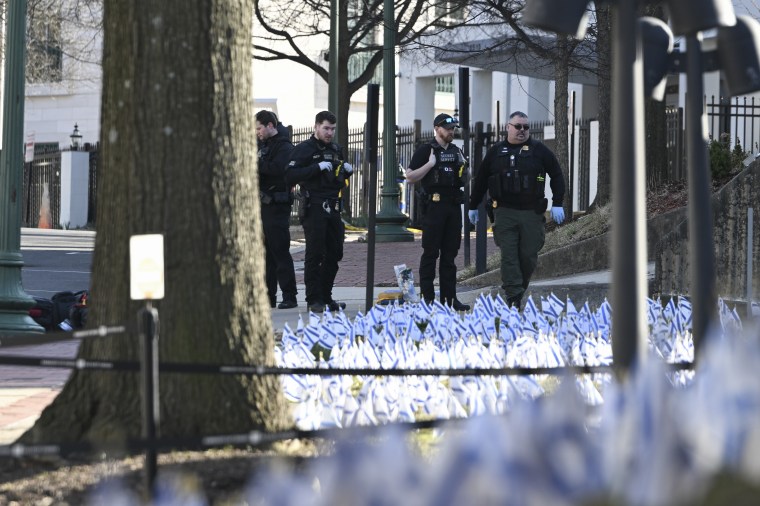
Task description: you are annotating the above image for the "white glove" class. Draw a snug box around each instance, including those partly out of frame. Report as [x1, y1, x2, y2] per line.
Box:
[318, 161, 332, 171]
[468, 210, 479, 225]
[550, 206, 565, 224]
[342, 162, 353, 174]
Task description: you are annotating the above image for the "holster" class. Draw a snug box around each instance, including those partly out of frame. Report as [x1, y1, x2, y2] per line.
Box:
[272, 191, 292, 204]
[535, 198, 549, 215]
[296, 192, 310, 223]
[259, 191, 273, 205]
[415, 188, 429, 215]
[486, 198, 495, 223]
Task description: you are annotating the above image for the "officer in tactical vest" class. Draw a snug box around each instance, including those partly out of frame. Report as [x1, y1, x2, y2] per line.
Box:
[256, 110, 298, 309]
[468, 111, 566, 309]
[405, 113, 471, 311]
[286, 110, 353, 313]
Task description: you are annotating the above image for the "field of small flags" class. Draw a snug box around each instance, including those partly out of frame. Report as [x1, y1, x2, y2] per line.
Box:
[94, 293, 757, 505]
[276, 292, 716, 429]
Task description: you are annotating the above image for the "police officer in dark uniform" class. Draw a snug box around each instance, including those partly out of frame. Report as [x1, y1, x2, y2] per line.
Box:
[256, 110, 298, 309]
[286, 110, 353, 313]
[405, 113, 470, 311]
[468, 111, 566, 309]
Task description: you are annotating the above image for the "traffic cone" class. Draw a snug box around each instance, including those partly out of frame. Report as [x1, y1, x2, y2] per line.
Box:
[38, 182, 52, 229]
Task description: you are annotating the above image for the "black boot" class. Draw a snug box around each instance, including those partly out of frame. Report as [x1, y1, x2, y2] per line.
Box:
[506, 295, 522, 310]
[452, 299, 471, 312]
[327, 300, 346, 311]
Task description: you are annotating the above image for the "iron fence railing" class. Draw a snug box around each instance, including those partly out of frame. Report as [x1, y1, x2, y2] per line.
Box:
[18, 95, 760, 230]
[22, 150, 61, 228]
[705, 95, 760, 152]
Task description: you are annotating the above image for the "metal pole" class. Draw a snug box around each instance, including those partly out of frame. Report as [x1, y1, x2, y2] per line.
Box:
[140, 303, 160, 496]
[474, 121, 487, 275]
[748, 207, 754, 318]
[0, 0, 43, 335]
[459, 67, 471, 266]
[610, 0, 648, 379]
[375, 0, 413, 242]
[569, 90, 576, 219]
[328, 0, 339, 116]
[365, 84, 380, 311]
[685, 34, 716, 353]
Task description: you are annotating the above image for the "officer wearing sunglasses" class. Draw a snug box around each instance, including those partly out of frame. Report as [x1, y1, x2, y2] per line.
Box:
[467, 111, 566, 309]
[405, 113, 470, 311]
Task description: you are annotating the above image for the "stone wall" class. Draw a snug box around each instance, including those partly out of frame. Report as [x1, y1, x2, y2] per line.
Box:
[529, 204, 688, 282]
[462, 163, 759, 302]
[654, 162, 760, 300]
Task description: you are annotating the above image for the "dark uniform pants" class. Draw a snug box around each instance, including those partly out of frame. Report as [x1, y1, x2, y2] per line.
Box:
[419, 199, 462, 304]
[262, 203, 298, 305]
[302, 200, 344, 305]
[492, 207, 545, 301]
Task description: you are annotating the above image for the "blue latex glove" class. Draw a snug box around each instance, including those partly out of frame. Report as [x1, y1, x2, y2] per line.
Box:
[343, 162, 353, 174]
[551, 206, 565, 224]
[318, 161, 332, 171]
[468, 210, 479, 225]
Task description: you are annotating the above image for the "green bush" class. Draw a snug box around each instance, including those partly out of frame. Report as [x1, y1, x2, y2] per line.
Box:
[708, 134, 747, 180]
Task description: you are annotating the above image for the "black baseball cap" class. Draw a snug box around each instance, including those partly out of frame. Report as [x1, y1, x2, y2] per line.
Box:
[434, 113, 459, 129]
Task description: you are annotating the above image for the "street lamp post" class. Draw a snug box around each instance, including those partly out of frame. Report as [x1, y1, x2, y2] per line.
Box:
[524, 0, 649, 377]
[0, 0, 43, 334]
[375, 0, 413, 242]
[70, 123, 83, 150]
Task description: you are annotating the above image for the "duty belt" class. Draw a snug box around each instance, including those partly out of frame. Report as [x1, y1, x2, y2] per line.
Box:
[319, 197, 342, 213]
[429, 192, 461, 204]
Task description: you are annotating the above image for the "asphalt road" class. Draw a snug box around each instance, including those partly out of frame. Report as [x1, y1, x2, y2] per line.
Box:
[20, 228, 93, 297]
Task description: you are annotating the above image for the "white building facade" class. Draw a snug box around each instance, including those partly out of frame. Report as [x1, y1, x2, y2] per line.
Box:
[18, 1, 760, 163]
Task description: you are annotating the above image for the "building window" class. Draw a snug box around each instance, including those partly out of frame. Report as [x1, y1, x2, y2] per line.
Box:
[348, 50, 383, 85]
[27, 8, 63, 83]
[435, 0, 465, 27]
[436, 75, 454, 94]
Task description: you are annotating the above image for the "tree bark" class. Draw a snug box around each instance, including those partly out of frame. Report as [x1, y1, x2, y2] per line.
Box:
[21, 0, 291, 444]
[591, 3, 612, 209]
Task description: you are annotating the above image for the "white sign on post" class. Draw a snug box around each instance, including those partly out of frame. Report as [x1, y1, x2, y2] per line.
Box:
[24, 132, 35, 163]
[130, 234, 165, 300]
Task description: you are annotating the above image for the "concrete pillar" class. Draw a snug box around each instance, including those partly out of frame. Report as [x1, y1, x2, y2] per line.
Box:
[527, 78, 551, 122]
[415, 77, 436, 125]
[59, 151, 90, 229]
[471, 70, 492, 126]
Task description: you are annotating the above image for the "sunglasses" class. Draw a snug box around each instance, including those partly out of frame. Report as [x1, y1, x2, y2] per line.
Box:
[509, 123, 530, 131]
[436, 117, 458, 127]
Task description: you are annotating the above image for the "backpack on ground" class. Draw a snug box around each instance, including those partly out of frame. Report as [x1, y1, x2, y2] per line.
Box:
[28, 296, 55, 330]
[28, 290, 89, 332]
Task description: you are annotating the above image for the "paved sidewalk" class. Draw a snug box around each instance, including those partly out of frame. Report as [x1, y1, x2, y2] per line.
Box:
[0, 226, 594, 445]
[0, 340, 78, 444]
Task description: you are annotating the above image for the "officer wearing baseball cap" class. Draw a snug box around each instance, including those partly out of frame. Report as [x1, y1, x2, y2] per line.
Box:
[404, 113, 470, 311]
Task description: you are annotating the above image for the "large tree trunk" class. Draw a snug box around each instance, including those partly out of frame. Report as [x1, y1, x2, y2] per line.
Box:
[21, 0, 290, 444]
[591, 3, 612, 209]
[643, 2, 669, 190]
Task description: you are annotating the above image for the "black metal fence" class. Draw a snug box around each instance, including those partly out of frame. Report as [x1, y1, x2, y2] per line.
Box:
[18, 95, 760, 229]
[22, 145, 61, 228]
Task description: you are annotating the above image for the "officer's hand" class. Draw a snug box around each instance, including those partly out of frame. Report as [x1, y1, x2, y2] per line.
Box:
[342, 162, 353, 175]
[428, 149, 436, 167]
[468, 210, 479, 225]
[550, 206, 565, 224]
[318, 161, 332, 171]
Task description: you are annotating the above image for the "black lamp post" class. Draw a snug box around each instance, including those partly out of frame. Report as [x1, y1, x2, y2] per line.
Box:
[664, 10, 760, 353]
[524, 0, 650, 378]
[70, 123, 82, 150]
[523, 0, 760, 375]
[0, 0, 43, 335]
